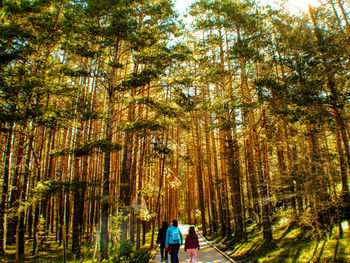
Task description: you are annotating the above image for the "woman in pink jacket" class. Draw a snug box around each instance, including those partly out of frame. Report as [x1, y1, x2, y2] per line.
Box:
[184, 226, 200, 263]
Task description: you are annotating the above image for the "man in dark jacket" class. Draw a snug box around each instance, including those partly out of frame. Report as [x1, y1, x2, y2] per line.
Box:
[156, 221, 168, 261]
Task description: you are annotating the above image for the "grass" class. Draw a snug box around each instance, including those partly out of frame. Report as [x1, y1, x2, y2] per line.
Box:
[2, 237, 95, 262]
[206, 219, 350, 263]
[1, 230, 157, 262]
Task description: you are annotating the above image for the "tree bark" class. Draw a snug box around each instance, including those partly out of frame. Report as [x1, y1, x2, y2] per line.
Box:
[6, 132, 25, 245]
[193, 90, 207, 236]
[0, 122, 14, 254]
[16, 132, 34, 261]
[120, 106, 135, 239]
[225, 125, 244, 239]
[203, 103, 218, 233]
[238, 25, 272, 240]
[100, 91, 113, 259]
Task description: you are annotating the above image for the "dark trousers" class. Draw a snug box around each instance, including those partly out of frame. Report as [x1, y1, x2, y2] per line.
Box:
[160, 243, 168, 259]
[169, 244, 180, 263]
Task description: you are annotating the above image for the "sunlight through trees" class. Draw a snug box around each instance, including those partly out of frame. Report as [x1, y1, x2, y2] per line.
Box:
[0, 0, 350, 262]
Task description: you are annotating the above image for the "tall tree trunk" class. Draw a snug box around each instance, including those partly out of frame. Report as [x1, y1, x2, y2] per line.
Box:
[306, 122, 330, 212]
[328, 0, 343, 31]
[151, 133, 168, 248]
[210, 119, 225, 235]
[245, 128, 260, 218]
[120, 106, 135, 239]
[337, 0, 350, 31]
[226, 128, 244, 239]
[193, 94, 207, 236]
[136, 135, 145, 249]
[32, 168, 43, 255]
[6, 132, 25, 245]
[310, 3, 349, 209]
[129, 150, 138, 244]
[72, 131, 82, 258]
[218, 27, 232, 237]
[186, 140, 193, 224]
[16, 131, 34, 261]
[276, 118, 292, 208]
[238, 26, 272, 241]
[203, 105, 218, 233]
[336, 129, 350, 223]
[292, 143, 304, 216]
[100, 91, 113, 259]
[224, 31, 244, 239]
[0, 121, 14, 254]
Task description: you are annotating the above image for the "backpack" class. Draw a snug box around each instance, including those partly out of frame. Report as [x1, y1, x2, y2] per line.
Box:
[172, 229, 180, 242]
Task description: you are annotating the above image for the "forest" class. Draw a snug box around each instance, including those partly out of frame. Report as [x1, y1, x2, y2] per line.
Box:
[1, 0, 350, 262]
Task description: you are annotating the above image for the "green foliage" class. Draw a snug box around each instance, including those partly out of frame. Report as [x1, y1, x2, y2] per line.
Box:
[32, 180, 88, 199]
[230, 38, 263, 62]
[118, 239, 133, 261]
[109, 239, 150, 263]
[2, 0, 350, 262]
[173, 88, 195, 112]
[0, 23, 32, 65]
[51, 139, 122, 157]
[169, 43, 192, 61]
[61, 43, 98, 58]
[0, 0, 78, 138]
[208, 214, 350, 262]
[152, 140, 172, 155]
[132, 96, 179, 118]
[119, 119, 171, 132]
[59, 66, 91, 77]
[119, 69, 162, 90]
[37, 214, 47, 238]
[108, 61, 124, 69]
[129, 248, 150, 263]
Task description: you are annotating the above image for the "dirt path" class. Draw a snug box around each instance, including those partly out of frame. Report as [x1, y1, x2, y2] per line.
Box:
[152, 225, 235, 263]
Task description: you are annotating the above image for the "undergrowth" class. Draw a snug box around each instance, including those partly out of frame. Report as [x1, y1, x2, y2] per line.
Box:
[206, 218, 350, 263]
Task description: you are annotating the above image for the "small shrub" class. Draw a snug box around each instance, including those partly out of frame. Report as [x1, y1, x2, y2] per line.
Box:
[110, 239, 133, 263]
[110, 239, 150, 263]
[119, 239, 133, 259]
[130, 248, 151, 263]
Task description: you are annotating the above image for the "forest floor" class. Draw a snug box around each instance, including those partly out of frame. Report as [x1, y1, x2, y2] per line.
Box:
[1, 219, 349, 262]
[205, 218, 350, 263]
[2, 233, 96, 262]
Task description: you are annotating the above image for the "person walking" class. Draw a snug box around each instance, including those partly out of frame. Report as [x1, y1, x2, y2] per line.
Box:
[165, 220, 183, 263]
[156, 221, 168, 261]
[184, 226, 200, 263]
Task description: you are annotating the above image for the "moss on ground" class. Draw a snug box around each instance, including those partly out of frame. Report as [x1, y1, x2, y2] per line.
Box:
[206, 220, 350, 263]
[1, 230, 156, 262]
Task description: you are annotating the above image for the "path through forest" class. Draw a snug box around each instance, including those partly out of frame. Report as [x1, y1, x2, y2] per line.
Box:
[152, 225, 235, 263]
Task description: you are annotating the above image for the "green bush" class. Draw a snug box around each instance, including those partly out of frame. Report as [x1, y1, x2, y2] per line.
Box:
[130, 248, 150, 263]
[110, 239, 150, 263]
[119, 239, 133, 259]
